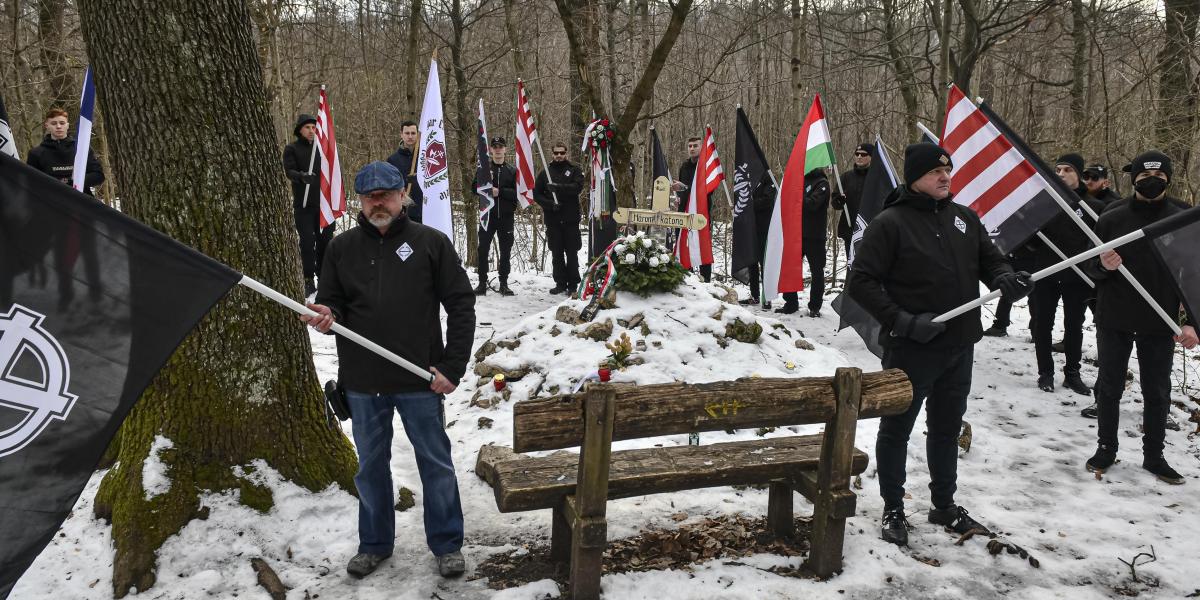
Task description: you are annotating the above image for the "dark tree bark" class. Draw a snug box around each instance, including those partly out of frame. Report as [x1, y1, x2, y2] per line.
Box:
[881, 0, 920, 141]
[403, 0, 422, 119]
[36, 0, 72, 110]
[1068, 0, 1087, 147]
[75, 0, 358, 596]
[1155, 0, 1199, 170]
[448, 0, 479, 264]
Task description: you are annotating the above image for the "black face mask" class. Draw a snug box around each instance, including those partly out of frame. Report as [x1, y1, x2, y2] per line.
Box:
[1134, 176, 1168, 200]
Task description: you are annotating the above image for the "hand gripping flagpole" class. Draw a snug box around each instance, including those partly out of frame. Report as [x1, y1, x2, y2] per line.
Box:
[237, 275, 435, 382]
[933, 228, 1149, 325]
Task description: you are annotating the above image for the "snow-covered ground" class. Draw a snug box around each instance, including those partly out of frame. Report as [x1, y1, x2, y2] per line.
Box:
[15, 257, 1200, 599]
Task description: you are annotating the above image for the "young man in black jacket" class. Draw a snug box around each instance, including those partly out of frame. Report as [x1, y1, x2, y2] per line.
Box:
[534, 143, 586, 295]
[674, 136, 714, 282]
[777, 168, 829, 316]
[282, 113, 334, 297]
[385, 120, 423, 223]
[1083, 151, 1197, 485]
[474, 137, 519, 295]
[1029, 154, 1105, 395]
[847, 142, 1031, 546]
[833, 142, 872, 261]
[302, 161, 476, 578]
[26, 107, 105, 311]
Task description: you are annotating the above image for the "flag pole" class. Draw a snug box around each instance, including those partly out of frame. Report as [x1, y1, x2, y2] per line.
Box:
[521, 79, 560, 209]
[1035, 231, 1094, 288]
[973, 96, 1178, 335]
[933, 228, 1150, 325]
[301, 85, 322, 209]
[237, 275, 435, 382]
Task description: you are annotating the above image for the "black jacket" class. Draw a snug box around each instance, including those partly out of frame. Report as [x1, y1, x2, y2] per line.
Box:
[834, 166, 868, 238]
[1090, 187, 1121, 207]
[847, 187, 1012, 349]
[386, 145, 424, 223]
[802, 170, 830, 240]
[1084, 196, 1190, 336]
[317, 212, 475, 393]
[283, 136, 317, 211]
[534, 160, 585, 223]
[677, 158, 712, 212]
[26, 135, 104, 195]
[1030, 190, 1105, 285]
[474, 160, 519, 225]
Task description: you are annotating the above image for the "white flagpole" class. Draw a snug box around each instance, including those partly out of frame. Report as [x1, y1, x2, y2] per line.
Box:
[933, 228, 1148, 324]
[301, 85, 322, 209]
[237, 275, 434, 382]
[1035, 231, 1094, 288]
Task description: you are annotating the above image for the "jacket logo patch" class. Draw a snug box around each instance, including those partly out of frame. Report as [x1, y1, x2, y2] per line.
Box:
[954, 215, 966, 234]
[1076, 208, 1084, 218]
[564, 170, 571, 177]
[396, 242, 413, 262]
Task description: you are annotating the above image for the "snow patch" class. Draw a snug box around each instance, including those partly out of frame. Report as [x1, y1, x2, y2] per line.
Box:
[142, 434, 175, 500]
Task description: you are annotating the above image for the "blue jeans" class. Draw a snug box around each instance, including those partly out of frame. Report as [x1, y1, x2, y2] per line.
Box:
[346, 390, 464, 556]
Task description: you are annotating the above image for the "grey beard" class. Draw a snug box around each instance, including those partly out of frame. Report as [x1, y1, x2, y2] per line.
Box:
[368, 212, 394, 228]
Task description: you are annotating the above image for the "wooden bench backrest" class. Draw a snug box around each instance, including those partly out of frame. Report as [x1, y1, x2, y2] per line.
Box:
[512, 368, 911, 452]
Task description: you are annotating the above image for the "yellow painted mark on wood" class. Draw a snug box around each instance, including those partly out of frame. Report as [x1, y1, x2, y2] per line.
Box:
[704, 399, 746, 419]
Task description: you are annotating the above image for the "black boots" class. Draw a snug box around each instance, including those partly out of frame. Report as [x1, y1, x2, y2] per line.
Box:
[1062, 372, 1091, 396]
[1086, 444, 1117, 473]
[1037, 374, 1054, 392]
[1143, 455, 1184, 485]
[473, 282, 487, 296]
[982, 323, 1007, 337]
[498, 281, 515, 296]
[881, 507, 910, 546]
[928, 505, 991, 536]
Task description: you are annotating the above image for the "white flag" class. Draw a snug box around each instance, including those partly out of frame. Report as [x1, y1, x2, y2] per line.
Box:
[416, 58, 454, 241]
[71, 66, 95, 193]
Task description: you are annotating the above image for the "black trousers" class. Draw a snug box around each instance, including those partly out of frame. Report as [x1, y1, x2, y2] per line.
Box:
[1094, 327, 1173, 457]
[54, 216, 102, 306]
[877, 342, 974, 510]
[1031, 277, 1091, 377]
[783, 241, 826, 310]
[545, 217, 582, 289]
[295, 209, 334, 279]
[478, 213, 515, 283]
[697, 263, 712, 283]
[992, 255, 1037, 329]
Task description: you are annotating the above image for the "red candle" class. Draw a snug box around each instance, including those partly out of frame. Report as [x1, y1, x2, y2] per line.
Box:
[493, 374, 506, 391]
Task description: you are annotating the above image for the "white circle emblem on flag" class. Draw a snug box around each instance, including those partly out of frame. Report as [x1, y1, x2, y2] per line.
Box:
[0, 304, 78, 457]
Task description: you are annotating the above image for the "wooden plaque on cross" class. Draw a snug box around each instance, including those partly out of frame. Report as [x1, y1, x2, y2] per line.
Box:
[613, 176, 708, 231]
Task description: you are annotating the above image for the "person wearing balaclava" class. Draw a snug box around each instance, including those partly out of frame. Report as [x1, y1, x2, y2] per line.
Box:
[847, 142, 1032, 547]
[1081, 150, 1197, 485]
[1026, 153, 1105, 396]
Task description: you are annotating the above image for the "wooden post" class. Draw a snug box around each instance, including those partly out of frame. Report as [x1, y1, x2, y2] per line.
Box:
[807, 367, 862, 577]
[767, 482, 794, 538]
[568, 385, 616, 600]
[551, 502, 572, 571]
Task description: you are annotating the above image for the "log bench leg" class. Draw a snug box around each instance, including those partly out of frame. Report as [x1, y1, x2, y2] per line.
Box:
[808, 499, 846, 577]
[767, 482, 793, 539]
[568, 515, 607, 600]
[551, 503, 572, 571]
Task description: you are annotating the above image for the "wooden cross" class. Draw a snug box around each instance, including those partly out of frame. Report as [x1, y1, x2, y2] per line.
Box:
[612, 176, 708, 231]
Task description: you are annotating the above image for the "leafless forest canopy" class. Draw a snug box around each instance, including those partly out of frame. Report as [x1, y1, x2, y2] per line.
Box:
[3, 0, 1198, 213]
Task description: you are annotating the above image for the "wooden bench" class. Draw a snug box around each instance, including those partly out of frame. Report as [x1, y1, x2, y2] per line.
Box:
[475, 367, 911, 599]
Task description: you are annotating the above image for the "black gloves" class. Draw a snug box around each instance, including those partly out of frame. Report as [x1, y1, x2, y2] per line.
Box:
[300, 173, 319, 186]
[892, 311, 947, 344]
[994, 271, 1033, 301]
[832, 193, 847, 210]
[546, 182, 561, 191]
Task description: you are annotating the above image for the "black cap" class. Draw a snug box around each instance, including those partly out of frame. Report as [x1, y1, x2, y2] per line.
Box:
[854, 142, 875, 156]
[293, 113, 317, 138]
[903, 142, 953, 185]
[1083, 164, 1108, 178]
[489, 136, 507, 147]
[1123, 150, 1172, 182]
[1055, 153, 1086, 177]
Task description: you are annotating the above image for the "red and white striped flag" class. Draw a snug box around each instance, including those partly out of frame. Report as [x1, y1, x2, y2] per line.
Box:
[513, 81, 537, 208]
[316, 86, 344, 228]
[940, 84, 1060, 254]
[675, 126, 720, 269]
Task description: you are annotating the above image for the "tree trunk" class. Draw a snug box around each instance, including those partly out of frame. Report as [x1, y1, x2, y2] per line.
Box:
[1068, 0, 1087, 147]
[449, 0, 478, 266]
[937, 0, 955, 131]
[403, 0, 422, 119]
[75, 0, 358, 596]
[789, 0, 805, 127]
[1155, 0, 1199, 172]
[502, 0, 524, 75]
[881, 0, 919, 142]
[36, 0, 72, 110]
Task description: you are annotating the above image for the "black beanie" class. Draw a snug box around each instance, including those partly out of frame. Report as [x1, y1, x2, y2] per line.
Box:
[1055, 153, 1086, 177]
[293, 113, 317, 138]
[1123, 150, 1173, 182]
[903, 142, 953, 185]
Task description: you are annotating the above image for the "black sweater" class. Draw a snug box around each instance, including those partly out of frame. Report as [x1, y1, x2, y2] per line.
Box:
[847, 187, 1012, 349]
[317, 212, 475, 392]
[26, 135, 104, 195]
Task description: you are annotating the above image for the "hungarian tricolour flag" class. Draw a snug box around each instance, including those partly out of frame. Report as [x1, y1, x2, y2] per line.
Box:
[675, 126, 723, 269]
[763, 94, 834, 299]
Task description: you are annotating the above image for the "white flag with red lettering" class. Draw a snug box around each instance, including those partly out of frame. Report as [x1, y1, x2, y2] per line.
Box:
[514, 81, 537, 208]
[316, 86, 344, 229]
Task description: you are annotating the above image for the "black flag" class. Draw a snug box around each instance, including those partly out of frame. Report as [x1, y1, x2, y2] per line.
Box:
[0, 92, 16, 159]
[1145, 206, 1200, 325]
[474, 99, 494, 231]
[0, 154, 240, 598]
[730, 107, 775, 285]
[832, 134, 898, 358]
[650, 126, 670, 186]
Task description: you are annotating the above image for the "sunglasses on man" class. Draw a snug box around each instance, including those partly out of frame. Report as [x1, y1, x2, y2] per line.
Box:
[854, 152, 870, 157]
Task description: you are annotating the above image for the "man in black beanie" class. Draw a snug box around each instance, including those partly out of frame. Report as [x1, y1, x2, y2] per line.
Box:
[848, 142, 1032, 546]
[1025, 154, 1104, 395]
[1082, 150, 1197, 484]
[833, 142, 873, 261]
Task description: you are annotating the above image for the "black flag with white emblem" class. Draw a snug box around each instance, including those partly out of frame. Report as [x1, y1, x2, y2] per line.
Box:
[0, 154, 239, 598]
[730, 106, 775, 285]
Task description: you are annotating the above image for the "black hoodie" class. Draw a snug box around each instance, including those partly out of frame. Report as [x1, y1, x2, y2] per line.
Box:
[26, 135, 104, 195]
[847, 186, 1012, 349]
[317, 212, 476, 393]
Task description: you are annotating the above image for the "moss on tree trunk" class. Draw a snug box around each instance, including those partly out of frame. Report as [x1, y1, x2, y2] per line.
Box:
[76, 0, 358, 596]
